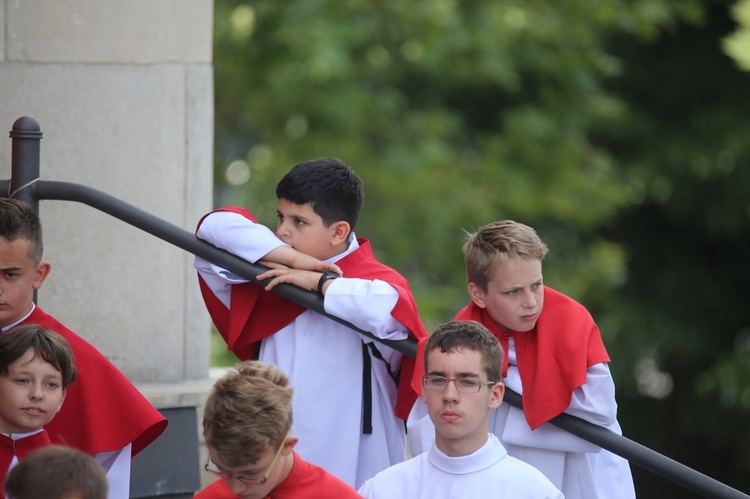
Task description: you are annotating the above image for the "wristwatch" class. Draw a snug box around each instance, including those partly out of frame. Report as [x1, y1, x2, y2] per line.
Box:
[317, 270, 340, 297]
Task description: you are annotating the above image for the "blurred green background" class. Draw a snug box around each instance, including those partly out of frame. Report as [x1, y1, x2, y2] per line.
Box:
[210, 1, 750, 496]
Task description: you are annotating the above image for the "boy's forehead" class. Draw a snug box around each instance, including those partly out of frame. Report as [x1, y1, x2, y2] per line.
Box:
[487, 257, 542, 285]
[277, 199, 322, 222]
[10, 349, 62, 374]
[426, 347, 482, 373]
[0, 236, 36, 261]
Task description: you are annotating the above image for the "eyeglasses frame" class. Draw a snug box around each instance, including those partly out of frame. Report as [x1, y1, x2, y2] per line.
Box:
[422, 374, 496, 393]
[204, 429, 292, 485]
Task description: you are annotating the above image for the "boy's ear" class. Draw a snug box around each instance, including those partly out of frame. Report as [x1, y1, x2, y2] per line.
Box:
[467, 282, 487, 309]
[329, 221, 351, 246]
[488, 381, 505, 410]
[33, 261, 52, 291]
[282, 436, 299, 456]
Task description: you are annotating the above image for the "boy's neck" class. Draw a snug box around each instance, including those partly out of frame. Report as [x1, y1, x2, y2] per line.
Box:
[322, 234, 355, 261]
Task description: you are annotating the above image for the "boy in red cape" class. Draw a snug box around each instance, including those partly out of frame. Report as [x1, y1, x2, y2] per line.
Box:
[0, 325, 76, 492]
[408, 220, 635, 499]
[0, 198, 167, 499]
[194, 158, 427, 489]
[195, 361, 362, 499]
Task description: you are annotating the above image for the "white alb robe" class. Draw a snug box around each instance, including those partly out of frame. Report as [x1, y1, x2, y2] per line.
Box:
[195, 211, 409, 489]
[359, 433, 563, 499]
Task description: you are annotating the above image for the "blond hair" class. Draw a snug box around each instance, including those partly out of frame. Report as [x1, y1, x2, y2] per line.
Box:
[203, 361, 293, 467]
[463, 220, 548, 290]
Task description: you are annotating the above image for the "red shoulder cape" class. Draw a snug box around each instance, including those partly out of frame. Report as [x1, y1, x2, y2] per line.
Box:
[412, 287, 610, 429]
[0, 430, 52, 491]
[197, 206, 428, 420]
[193, 452, 361, 499]
[22, 307, 168, 456]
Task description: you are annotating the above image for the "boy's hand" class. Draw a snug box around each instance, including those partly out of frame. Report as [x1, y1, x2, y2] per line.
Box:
[256, 268, 334, 293]
[261, 247, 342, 275]
[288, 253, 342, 275]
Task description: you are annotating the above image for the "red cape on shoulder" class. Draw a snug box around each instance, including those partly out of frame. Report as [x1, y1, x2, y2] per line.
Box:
[22, 307, 168, 456]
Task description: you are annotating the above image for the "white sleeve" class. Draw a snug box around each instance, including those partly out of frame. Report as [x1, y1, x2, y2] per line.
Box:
[93, 443, 132, 499]
[194, 211, 288, 307]
[323, 277, 409, 343]
[565, 362, 619, 429]
[500, 363, 618, 452]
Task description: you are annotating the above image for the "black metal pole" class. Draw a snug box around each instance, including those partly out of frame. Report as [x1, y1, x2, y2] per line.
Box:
[29, 179, 417, 356]
[8, 116, 42, 211]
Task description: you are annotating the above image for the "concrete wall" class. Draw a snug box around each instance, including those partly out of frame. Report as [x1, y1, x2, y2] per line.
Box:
[0, 1, 214, 391]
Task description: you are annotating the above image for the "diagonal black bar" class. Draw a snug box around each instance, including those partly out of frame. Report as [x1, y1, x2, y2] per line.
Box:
[17, 179, 750, 499]
[503, 391, 749, 499]
[30, 179, 415, 356]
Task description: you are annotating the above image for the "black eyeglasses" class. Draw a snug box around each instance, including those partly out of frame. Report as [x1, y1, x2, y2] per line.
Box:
[204, 430, 291, 485]
[422, 374, 495, 393]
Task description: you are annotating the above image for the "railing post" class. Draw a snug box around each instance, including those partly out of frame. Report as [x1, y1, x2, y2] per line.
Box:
[8, 116, 42, 211]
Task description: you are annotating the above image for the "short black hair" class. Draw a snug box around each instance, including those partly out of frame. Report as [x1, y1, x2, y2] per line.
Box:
[275, 158, 364, 230]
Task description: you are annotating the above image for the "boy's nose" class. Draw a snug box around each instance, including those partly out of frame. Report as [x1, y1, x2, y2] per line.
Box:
[276, 220, 290, 237]
[227, 477, 249, 495]
[442, 381, 461, 402]
[29, 384, 43, 400]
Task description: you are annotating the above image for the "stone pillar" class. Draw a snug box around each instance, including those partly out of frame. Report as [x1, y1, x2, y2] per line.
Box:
[0, 1, 214, 401]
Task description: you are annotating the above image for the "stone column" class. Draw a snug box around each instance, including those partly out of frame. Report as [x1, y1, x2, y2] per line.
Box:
[0, 1, 214, 401]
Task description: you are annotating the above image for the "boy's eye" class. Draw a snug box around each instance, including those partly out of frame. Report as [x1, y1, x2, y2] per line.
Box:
[14, 377, 30, 384]
[457, 379, 480, 389]
[46, 382, 61, 390]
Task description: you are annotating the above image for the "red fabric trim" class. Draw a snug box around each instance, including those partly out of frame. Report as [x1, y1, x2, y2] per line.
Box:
[412, 287, 610, 429]
[193, 452, 361, 499]
[460, 287, 609, 429]
[21, 307, 168, 456]
[0, 430, 52, 492]
[196, 207, 428, 420]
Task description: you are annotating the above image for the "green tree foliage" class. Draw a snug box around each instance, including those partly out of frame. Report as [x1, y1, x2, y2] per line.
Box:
[213, 1, 750, 495]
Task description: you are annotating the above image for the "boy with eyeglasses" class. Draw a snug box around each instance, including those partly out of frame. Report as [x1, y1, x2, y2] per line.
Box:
[194, 360, 362, 499]
[408, 220, 634, 499]
[358, 320, 561, 498]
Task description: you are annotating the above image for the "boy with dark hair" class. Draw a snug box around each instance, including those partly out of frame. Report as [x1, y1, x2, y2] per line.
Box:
[0, 325, 76, 491]
[195, 158, 428, 488]
[0, 198, 167, 499]
[5, 445, 108, 499]
[409, 220, 634, 498]
[359, 320, 562, 498]
[195, 360, 362, 498]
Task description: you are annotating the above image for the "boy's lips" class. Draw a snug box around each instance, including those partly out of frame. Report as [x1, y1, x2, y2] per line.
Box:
[440, 410, 460, 422]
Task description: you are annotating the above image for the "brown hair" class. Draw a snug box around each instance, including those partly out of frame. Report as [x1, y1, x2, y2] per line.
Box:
[0, 198, 44, 265]
[425, 320, 504, 383]
[463, 220, 548, 291]
[5, 445, 108, 499]
[0, 325, 76, 389]
[203, 360, 294, 467]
